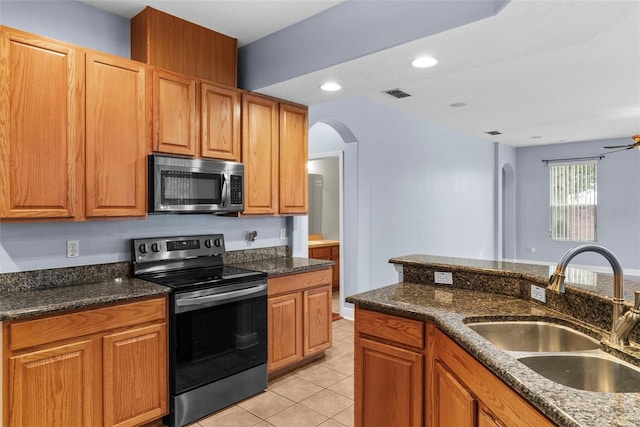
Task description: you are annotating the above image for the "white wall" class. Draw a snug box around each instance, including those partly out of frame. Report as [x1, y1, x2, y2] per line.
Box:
[310, 96, 496, 308]
[516, 138, 640, 270]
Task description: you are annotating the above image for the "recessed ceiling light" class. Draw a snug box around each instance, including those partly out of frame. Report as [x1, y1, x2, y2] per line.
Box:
[449, 102, 467, 108]
[530, 136, 543, 139]
[411, 56, 438, 68]
[320, 82, 341, 92]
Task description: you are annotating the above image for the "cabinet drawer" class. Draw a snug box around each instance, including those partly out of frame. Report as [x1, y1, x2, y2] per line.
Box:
[310, 247, 331, 259]
[269, 268, 332, 296]
[356, 308, 424, 349]
[8, 296, 167, 351]
[331, 245, 340, 256]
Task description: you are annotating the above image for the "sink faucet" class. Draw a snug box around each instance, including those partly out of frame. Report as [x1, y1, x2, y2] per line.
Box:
[548, 244, 640, 346]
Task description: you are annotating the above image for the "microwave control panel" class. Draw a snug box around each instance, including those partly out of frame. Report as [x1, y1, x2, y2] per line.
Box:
[230, 175, 243, 205]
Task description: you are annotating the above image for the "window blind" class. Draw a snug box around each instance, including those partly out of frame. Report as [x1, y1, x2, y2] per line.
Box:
[549, 160, 597, 242]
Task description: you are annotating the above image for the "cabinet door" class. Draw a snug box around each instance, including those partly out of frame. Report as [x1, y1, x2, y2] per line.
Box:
[478, 405, 505, 427]
[433, 360, 476, 427]
[303, 285, 332, 355]
[200, 82, 240, 160]
[268, 292, 303, 372]
[0, 29, 84, 220]
[8, 339, 98, 427]
[279, 102, 308, 214]
[355, 337, 423, 427]
[242, 93, 279, 214]
[152, 68, 197, 156]
[102, 323, 168, 427]
[85, 53, 148, 217]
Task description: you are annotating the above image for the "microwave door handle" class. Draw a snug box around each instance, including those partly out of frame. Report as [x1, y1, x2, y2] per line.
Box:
[220, 173, 228, 207]
[176, 283, 267, 307]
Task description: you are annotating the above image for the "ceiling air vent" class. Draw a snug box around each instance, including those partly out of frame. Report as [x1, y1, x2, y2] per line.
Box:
[383, 88, 411, 99]
[485, 130, 502, 136]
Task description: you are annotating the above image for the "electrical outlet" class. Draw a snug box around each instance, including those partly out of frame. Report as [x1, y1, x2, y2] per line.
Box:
[67, 240, 79, 258]
[434, 271, 453, 285]
[279, 228, 287, 240]
[531, 284, 546, 303]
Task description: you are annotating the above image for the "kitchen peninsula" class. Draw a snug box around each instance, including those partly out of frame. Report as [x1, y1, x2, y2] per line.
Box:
[347, 255, 640, 427]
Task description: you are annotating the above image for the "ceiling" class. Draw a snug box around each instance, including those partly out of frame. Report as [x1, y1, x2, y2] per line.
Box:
[81, 0, 640, 148]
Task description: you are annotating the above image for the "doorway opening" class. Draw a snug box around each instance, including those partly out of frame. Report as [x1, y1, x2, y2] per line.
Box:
[308, 154, 342, 320]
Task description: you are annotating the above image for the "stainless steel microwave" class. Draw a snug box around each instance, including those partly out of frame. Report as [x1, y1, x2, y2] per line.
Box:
[149, 154, 244, 214]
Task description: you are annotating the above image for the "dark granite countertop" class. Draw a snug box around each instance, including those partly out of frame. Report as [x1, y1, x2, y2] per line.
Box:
[0, 277, 169, 321]
[0, 255, 331, 321]
[231, 256, 333, 277]
[347, 255, 640, 427]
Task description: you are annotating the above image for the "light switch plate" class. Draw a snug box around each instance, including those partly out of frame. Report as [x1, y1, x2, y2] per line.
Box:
[434, 271, 453, 285]
[531, 284, 546, 303]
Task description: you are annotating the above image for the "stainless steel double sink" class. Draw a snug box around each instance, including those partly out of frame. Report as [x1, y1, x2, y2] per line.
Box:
[466, 320, 640, 393]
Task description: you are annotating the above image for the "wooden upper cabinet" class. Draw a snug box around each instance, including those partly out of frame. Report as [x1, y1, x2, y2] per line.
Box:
[242, 93, 279, 214]
[279, 102, 308, 214]
[131, 6, 237, 87]
[0, 27, 84, 220]
[200, 82, 240, 161]
[85, 53, 148, 217]
[152, 68, 197, 156]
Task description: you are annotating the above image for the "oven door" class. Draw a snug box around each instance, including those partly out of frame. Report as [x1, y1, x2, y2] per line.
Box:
[171, 279, 268, 395]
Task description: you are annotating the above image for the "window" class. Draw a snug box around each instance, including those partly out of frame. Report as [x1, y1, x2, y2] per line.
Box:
[549, 161, 597, 241]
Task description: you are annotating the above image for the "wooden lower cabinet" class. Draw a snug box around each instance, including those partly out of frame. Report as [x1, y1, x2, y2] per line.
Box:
[432, 360, 475, 426]
[8, 339, 98, 427]
[308, 243, 340, 289]
[3, 296, 168, 427]
[355, 337, 423, 427]
[267, 268, 332, 374]
[354, 307, 556, 427]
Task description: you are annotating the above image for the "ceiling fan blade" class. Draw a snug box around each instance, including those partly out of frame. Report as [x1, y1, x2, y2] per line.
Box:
[604, 144, 633, 149]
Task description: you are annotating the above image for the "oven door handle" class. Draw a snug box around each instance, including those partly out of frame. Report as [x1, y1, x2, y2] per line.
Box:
[176, 283, 267, 308]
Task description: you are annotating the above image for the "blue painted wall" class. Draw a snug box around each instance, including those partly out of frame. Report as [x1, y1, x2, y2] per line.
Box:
[309, 96, 496, 314]
[516, 138, 640, 270]
[0, 0, 286, 273]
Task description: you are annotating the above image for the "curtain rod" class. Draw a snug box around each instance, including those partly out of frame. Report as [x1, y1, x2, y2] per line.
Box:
[541, 155, 605, 164]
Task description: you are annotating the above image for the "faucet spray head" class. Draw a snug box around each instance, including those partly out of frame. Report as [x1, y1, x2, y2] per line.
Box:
[548, 267, 566, 293]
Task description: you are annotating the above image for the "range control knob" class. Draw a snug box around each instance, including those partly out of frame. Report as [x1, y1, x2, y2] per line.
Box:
[204, 239, 213, 248]
[151, 242, 161, 252]
[214, 238, 223, 248]
[138, 243, 148, 254]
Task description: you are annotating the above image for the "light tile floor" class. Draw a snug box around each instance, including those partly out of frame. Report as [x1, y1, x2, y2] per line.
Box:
[187, 317, 355, 427]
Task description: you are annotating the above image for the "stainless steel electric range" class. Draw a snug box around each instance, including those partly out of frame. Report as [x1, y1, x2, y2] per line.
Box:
[132, 234, 268, 427]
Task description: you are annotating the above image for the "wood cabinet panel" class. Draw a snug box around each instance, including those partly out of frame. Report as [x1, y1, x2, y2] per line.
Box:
[8, 297, 167, 352]
[7, 339, 98, 427]
[431, 328, 555, 427]
[268, 268, 332, 374]
[152, 68, 197, 156]
[242, 93, 279, 214]
[433, 360, 476, 427]
[85, 52, 148, 217]
[268, 268, 332, 296]
[103, 323, 168, 427]
[303, 286, 332, 355]
[308, 243, 340, 288]
[268, 292, 303, 371]
[355, 308, 424, 348]
[200, 82, 240, 160]
[4, 297, 168, 427]
[354, 337, 423, 427]
[279, 102, 308, 214]
[131, 6, 237, 87]
[0, 28, 84, 220]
